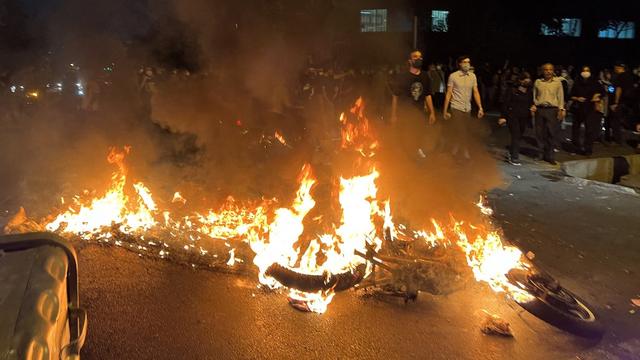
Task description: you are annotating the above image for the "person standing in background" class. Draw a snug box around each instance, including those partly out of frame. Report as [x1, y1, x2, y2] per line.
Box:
[498, 72, 534, 165]
[427, 63, 446, 109]
[443, 55, 485, 161]
[608, 62, 635, 146]
[532, 63, 566, 165]
[570, 66, 602, 156]
[390, 50, 437, 159]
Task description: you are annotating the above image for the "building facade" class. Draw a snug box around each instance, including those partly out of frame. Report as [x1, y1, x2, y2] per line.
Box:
[336, 0, 640, 68]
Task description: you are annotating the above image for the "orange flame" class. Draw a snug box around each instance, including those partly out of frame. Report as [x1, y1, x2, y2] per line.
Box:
[274, 130, 287, 146]
[339, 97, 379, 158]
[36, 98, 537, 313]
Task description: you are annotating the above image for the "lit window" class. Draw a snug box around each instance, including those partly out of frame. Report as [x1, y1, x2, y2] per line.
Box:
[598, 21, 635, 39]
[540, 18, 582, 37]
[360, 9, 387, 32]
[431, 10, 449, 32]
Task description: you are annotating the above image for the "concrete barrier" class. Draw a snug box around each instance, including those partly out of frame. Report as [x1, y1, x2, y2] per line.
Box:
[625, 154, 640, 176]
[619, 174, 640, 189]
[561, 154, 640, 186]
[561, 158, 615, 183]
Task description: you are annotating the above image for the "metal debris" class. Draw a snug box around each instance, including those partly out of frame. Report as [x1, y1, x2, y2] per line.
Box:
[481, 311, 513, 337]
[288, 297, 313, 312]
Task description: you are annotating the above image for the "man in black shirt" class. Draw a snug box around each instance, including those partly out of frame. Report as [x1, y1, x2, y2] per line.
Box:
[498, 72, 534, 165]
[608, 62, 635, 144]
[570, 66, 603, 155]
[390, 50, 436, 158]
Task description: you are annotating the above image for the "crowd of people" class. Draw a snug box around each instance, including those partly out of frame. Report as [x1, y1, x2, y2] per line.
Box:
[2, 53, 640, 166]
[296, 53, 640, 165]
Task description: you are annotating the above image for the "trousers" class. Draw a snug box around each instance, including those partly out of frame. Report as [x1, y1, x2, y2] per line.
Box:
[535, 107, 560, 160]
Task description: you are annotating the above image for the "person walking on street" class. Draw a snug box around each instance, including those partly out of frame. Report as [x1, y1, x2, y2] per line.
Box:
[390, 50, 437, 159]
[443, 55, 485, 160]
[498, 72, 534, 165]
[532, 63, 566, 165]
[570, 66, 602, 156]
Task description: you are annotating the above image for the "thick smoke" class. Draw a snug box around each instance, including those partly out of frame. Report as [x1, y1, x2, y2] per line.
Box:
[0, 0, 502, 229]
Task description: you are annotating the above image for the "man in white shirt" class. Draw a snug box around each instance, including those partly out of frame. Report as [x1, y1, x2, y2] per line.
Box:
[443, 56, 485, 160]
[532, 63, 566, 165]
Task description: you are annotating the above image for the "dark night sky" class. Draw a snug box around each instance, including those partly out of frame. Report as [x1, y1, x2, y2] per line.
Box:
[2, 0, 640, 72]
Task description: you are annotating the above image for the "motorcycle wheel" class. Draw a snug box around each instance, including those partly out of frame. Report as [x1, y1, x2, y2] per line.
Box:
[507, 268, 604, 338]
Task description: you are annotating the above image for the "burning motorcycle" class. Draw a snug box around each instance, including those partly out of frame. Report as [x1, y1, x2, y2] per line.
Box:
[266, 225, 605, 339]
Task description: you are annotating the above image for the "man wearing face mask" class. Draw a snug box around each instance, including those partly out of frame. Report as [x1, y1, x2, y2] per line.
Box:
[498, 72, 534, 165]
[570, 66, 602, 156]
[390, 50, 437, 159]
[443, 55, 485, 160]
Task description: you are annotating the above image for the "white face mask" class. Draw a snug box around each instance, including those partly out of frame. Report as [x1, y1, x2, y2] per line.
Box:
[581, 71, 591, 79]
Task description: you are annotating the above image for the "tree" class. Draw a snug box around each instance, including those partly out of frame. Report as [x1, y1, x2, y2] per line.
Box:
[597, 20, 635, 39]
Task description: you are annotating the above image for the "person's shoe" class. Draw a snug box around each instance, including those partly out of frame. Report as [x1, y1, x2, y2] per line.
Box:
[553, 148, 560, 153]
[543, 157, 557, 165]
[508, 158, 522, 166]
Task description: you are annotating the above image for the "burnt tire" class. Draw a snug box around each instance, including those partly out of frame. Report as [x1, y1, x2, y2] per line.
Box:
[516, 289, 604, 338]
[265, 263, 367, 293]
[508, 269, 604, 338]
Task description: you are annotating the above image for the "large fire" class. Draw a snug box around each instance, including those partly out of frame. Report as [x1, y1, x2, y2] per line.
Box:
[46, 146, 158, 239]
[7, 97, 534, 313]
[249, 164, 385, 312]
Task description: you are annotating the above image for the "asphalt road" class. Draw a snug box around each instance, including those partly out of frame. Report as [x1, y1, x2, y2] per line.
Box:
[68, 154, 640, 360]
[76, 245, 594, 360]
[2, 113, 639, 359]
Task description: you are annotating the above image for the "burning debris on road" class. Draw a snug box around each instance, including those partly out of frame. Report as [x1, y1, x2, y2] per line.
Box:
[4, 98, 537, 315]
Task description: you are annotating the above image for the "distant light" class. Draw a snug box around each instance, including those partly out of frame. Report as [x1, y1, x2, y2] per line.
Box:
[10, 86, 16, 93]
[431, 10, 450, 32]
[360, 9, 387, 32]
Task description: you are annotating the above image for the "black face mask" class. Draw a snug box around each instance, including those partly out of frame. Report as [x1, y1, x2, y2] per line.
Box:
[412, 59, 423, 69]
